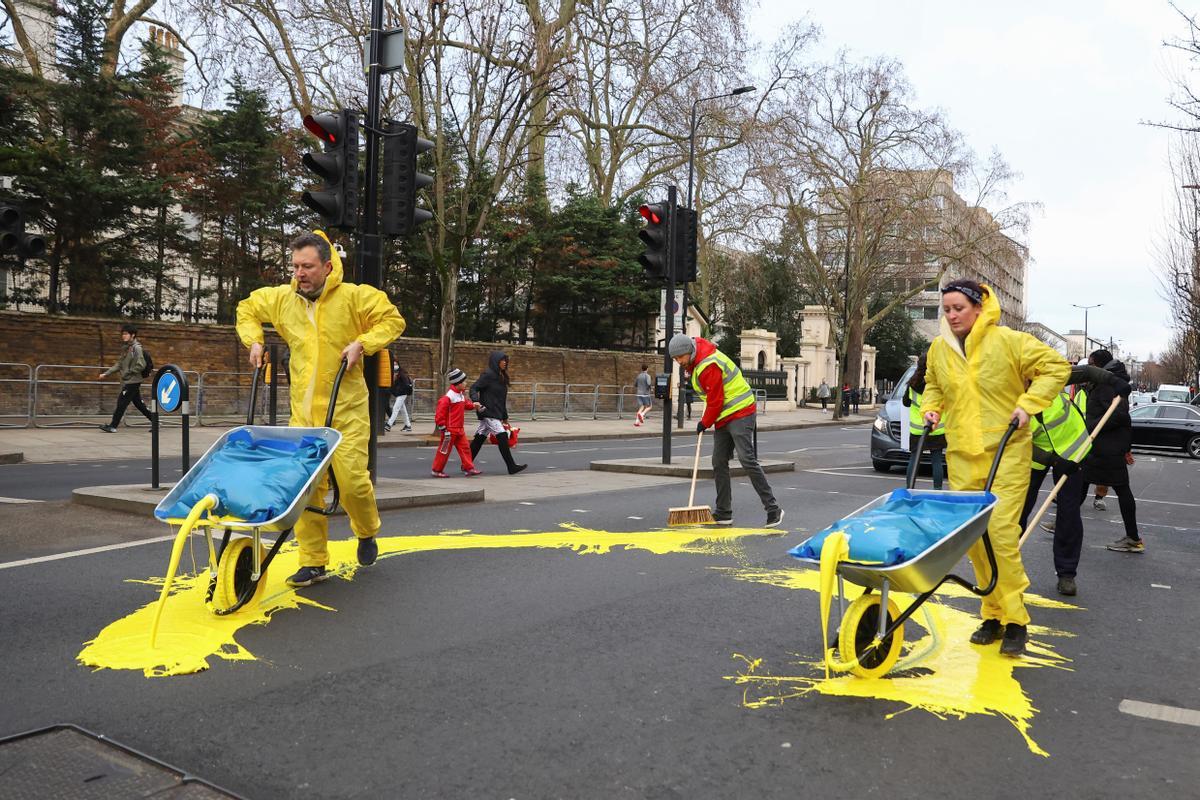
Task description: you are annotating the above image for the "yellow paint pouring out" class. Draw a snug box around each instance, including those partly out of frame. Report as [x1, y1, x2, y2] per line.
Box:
[77, 525, 774, 678]
[719, 566, 1078, 756]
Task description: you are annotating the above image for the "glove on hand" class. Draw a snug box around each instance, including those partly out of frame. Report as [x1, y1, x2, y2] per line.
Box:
[436, 425, 446, 432]
[1052, 455, 1080, 475]
[696, 421, 707, 433]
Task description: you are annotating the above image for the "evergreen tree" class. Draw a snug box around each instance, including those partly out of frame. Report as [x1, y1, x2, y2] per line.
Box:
[190, 79, 300, 321]
[9, 0, 160, 312]
[866, 302, 926, 381]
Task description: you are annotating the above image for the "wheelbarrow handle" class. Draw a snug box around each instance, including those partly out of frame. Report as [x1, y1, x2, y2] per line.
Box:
[325, 357, 349, 428]
[247, 362, 266, 425]
[983, 419, 1020, 494]
[905, 422, 932, 490]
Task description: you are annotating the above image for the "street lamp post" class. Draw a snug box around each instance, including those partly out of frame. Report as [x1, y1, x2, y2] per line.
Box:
[1072, 303, 1102, 362]
[678, 85, 755, 427]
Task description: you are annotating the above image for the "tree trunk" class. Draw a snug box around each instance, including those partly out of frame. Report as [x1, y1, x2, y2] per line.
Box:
[437, 266, 457, 381]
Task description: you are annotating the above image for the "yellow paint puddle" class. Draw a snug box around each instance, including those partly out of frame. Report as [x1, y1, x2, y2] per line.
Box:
[719, 566, 1077, 756]
[78, 525, 773, 678]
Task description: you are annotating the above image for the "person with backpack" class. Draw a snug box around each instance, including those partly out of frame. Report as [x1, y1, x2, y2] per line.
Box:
[96, 323, 153, 432]
[385, 361, 414, 432]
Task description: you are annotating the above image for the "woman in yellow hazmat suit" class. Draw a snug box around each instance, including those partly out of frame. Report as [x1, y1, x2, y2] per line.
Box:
[921, 279, 1069, 656]
[236, 231, 406, 587]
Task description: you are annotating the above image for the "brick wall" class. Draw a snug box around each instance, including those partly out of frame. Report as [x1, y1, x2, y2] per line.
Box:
[0, 311, 659, 390]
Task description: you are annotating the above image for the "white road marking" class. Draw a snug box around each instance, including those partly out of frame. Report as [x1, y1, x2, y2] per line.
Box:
[1119, 699, 1200, 728]
[572, 509, 589, 513]
[0, 535, 177, 570]
[786, 445, 868, 454]
[628, 515, 643, 520]
[0, 496, 42, 504]
[1151, 583, 1172, 589]
[518, 501, 535, 506]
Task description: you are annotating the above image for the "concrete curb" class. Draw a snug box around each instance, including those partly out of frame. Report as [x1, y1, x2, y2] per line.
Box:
[589, 458, 795, 478]
[381, 417, 872, 450]
[72, 479, 485, 517]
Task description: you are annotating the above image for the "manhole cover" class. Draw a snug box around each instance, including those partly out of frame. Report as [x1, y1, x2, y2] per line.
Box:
[0, 724, 243, 798]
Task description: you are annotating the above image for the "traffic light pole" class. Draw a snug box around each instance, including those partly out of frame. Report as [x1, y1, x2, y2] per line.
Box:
[662, 185, 677, 465]
[360, 0, 385, 480]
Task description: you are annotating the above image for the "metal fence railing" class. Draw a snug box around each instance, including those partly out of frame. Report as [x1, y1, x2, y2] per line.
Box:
[0, 362, 32, 428]
[0, 364, 645, 428]
[31, 364, 200, 428]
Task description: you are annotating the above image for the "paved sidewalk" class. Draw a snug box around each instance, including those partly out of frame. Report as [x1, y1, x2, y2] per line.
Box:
[0, 405, 876, 464]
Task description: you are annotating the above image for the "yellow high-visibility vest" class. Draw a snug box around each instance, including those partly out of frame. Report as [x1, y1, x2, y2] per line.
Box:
[1031, 391, 1091, 471]
[690, 349, 755, 423]
[907, 387, 946, 437]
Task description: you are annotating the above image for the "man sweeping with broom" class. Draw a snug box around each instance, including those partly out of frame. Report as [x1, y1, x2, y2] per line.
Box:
[668, 333, 784, 529]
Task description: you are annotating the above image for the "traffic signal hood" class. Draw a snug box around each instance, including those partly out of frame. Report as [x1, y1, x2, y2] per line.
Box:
[0, 202, 46, 260]
[674, 207, 697, 284]
[300, 110, 360, 231]
[382, 121, 434, 237]
[638, 202, 670, 279]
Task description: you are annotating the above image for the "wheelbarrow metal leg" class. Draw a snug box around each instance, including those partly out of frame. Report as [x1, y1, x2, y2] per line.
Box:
[878, 579, 890, 639]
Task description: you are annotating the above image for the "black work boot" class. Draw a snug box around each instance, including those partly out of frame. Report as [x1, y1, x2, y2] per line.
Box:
[469, 434, 488, 460]
[969, 618, 1002, 645]
[496, 432, 526, 475]
[1000, 623, 1027, 657]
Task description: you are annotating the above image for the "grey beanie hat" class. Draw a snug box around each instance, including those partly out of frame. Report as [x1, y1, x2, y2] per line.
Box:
[447, 368, 467, 385]
[667, 333, 696, 358]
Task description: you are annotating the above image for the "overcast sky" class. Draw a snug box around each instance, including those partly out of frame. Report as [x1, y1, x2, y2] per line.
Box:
[749, 1, 1189, 361]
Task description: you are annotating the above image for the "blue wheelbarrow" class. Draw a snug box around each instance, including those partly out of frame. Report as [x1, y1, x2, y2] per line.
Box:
[148, 360, 348, 644]
[789, 421, 1018, 678]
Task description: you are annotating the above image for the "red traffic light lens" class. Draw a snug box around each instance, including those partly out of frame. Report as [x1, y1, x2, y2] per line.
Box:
[303, 114, 337, 144]
[638, 204, 661, 225]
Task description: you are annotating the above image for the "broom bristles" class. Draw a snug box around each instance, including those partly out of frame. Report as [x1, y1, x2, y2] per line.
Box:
[667, 505, 716, 526]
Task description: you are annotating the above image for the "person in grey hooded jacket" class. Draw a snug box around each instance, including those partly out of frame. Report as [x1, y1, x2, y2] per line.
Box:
[96, 323, 151, 432]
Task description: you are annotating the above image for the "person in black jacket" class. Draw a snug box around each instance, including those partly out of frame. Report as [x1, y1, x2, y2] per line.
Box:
[469, 351, 526, 474]
[1078, 350, 1142, 553]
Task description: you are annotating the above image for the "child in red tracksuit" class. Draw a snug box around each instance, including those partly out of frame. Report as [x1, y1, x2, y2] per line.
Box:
[432, 368, 482, 477]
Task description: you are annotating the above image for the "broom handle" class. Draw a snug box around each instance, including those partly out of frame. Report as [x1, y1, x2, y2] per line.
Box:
[687, 429, 704, 507]
[1019, 394, 1122, 547]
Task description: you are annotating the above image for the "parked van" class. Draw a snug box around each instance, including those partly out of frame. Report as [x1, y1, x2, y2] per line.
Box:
[869, 363, 923, 472]
[1155, 384, 1193, 404]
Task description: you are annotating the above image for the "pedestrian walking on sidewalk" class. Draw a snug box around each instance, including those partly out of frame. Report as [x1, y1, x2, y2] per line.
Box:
[469, 350, 527, 474]
[1078, 349, 1144, 554]
[385, 361, 413, 432]
[850, 386, 861, 414]
[96, 323, 152, 432]
[841, 382, 851, 416]
[669, 333, 783, 529]
[431, 368, 481, 477]
[817, 380, 831, 412]
[634, 364, 653, 426]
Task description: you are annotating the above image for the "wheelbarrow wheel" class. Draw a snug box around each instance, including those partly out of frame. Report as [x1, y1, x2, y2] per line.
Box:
[213, 537, 266, 613]
[839, 594, 904, 679]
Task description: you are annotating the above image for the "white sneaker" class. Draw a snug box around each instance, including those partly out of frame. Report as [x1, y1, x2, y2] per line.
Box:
[1093, 498, 1106, 511]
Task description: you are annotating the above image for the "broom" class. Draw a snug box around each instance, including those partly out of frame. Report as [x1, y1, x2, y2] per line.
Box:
[668, 428, 717, 526]
[1019, 394, 1122, 547]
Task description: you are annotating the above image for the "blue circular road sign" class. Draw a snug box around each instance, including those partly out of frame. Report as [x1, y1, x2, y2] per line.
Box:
[157, 372, 181, 413]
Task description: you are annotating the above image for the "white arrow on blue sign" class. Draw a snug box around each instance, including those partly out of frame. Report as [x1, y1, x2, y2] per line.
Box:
[157, 373, 181, 413]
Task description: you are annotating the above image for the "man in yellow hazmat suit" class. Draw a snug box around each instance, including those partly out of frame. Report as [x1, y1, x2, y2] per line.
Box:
[236, 231, 406, 587]
[921, 280, 1069, 656]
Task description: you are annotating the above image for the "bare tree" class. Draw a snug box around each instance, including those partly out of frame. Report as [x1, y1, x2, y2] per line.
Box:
[753, 53, 1029, 418]
[1155, 133, 1200, 384]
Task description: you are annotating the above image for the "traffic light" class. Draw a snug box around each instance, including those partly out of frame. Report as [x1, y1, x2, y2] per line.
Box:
[638, 202, 670, 280]
[382, 121, 434, 236]
[300, 109, 360, 230]
[0, 202, 46, 260]
[674, 207, 697, 283]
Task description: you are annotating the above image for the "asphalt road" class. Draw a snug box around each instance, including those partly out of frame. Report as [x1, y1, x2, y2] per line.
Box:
[2, 427, 1199, 798]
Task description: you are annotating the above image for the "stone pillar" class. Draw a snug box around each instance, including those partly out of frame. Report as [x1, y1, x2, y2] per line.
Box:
[739, 328, 778, 371]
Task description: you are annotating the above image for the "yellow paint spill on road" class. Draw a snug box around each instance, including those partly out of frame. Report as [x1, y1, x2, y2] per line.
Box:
[719, 566, 1076, 756]
[78, 525, 772, 678]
